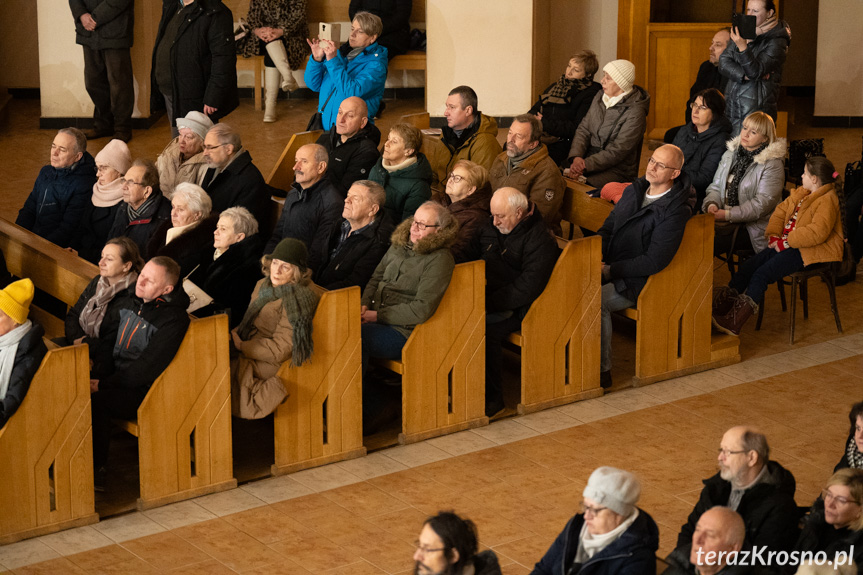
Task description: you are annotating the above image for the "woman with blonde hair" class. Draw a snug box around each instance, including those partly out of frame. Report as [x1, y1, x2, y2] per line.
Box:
[445, 160, 492, 263]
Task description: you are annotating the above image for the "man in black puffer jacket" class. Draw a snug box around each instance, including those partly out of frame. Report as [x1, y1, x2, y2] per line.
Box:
[316, 97, 382, 196]
[597, 144, 691, 388]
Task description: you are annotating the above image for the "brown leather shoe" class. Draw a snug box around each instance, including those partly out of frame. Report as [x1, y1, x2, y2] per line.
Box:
[82, 129, 111, 140]
[712, 294, 757, 336]
[712, 286, 739, 317]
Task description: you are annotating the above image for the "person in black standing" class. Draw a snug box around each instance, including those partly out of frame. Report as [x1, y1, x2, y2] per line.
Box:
[348, 0, 411, 58]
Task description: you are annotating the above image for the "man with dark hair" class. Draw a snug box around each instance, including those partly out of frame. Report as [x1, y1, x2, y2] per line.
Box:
[201, 124, 269, 224]
[414, 511, 501, 575]
[488, 114, 566, 232]
[425, 85, 503, 187]
[675, 426, 799, 561]
[266, 144, 343, 273]
[107, 158, 172, 258]
[17, 128, 97, 248]
[90, 256, 191, 489]
[316, 96, 382, 196]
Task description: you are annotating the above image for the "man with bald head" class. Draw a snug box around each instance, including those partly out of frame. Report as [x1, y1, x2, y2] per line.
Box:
[266, 143, 343, 272]
[676, 426, 799, 563]
[596, 144, 692, 388]
[316, 96, 382, 196]
[666, 507, 749, 574]
[469, 187, 559, 417]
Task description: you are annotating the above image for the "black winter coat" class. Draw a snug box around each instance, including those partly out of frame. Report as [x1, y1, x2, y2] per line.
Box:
[69, 0, 134, 50]
[107, 195, 173, 259]
[0, 323, 48, 428]
[528, 80, 602, 166]
[148, 214, 220, 278]
[70, 200, 125, 264]
[598, 173, 693, 301]
[531, 509, 660, 575]
[349, 0, 411, 57]
[16, 153, 98, 248]
[449, 184, 492, 264]
[265, 178, 344, 274]
[473, 205, 559, 318]
[150, 0, 238, 122]
[316, 213, 394, 291]
[65, 274, 135, 360]
[94, 284, 191, 390]
[186, 233, 263, 328]
[677, 461, 800, 553]
[719, 21, 791, 133]
[201, 151, 270, 225]
[317, 123, 382, 196]
[788, 499, 863, 575]
[672, 118, 732, 207]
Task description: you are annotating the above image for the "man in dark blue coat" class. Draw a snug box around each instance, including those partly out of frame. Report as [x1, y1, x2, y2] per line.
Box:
[16, 129, 97, 248]
[597, 144, 691, 388]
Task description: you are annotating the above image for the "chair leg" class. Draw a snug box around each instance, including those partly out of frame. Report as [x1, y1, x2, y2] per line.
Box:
[789, 277, 798, 345]
[825, 271, 843, 334]
[800, 278, 809, 320]
[777, 280, 787, 312]
[755, 296, 765, 331]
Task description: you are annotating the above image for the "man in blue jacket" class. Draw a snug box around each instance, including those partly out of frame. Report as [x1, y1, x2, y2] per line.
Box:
[597, 144, 691, 388]
[16, 128, 97, 248]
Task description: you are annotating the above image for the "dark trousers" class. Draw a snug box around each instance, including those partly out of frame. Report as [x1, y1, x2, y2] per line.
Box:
[361, 323, 407, 376]
[729, 247, 804, 306]
[485, 315, 522, 408]
[91, 385, 148, 470]
[83, 46, 134, 135]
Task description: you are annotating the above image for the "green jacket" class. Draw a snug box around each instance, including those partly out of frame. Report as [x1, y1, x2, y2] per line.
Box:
[361, 216, 459, 338]
[369, 153, 433, 223]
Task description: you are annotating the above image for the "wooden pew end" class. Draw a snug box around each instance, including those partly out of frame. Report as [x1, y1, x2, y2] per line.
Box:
[112, 419, 140, 437]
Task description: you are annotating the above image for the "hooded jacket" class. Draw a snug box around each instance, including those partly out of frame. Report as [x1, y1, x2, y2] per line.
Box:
[671, 116, 732, 205]
[0, 323, 47, 429]
[369, 153, 433, 223]
[107, 194, 173, 259]
[530, 509, 660, 575]
[304, 41, 388, 130]
[155, 137, 209, 198]
[488, 145, 566, 232]
[677, 461, 800, 554]
[316, 213, 395, 291]
[201, 150, 269, 225]
[720, 21, 791, 133]
[474, 204, 559, 318]
[93, 282, 191, 391]
[361, 216, 458, 338]
[703, 136, 787, 252]
[765, 184, 844, 266]
[150, 0, 238, 122]
[567, 86, 651, 189]
[317, 122, 382, 196]
[16, 152, 98, 247]
[598, 172, 693, 301]
[448, 184, 492, 264]
[427, 113, 503, 186]
[69, 0, 134, 51]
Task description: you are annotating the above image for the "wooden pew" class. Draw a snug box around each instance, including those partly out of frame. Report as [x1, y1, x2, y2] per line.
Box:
[561, 178, 614, 234]
[266, 130, 325, 191]
[620, 214, 740, 386]
[0, 345, 98, 544]
[506, 237, 604, 413]
[236, 55, 265, 111]
[400, 111, 431, 130]
[0, 218, 97, 339]
[114, 315, 236, 510]
[376, 261, 488, 444]
[272, 286, 365, 475]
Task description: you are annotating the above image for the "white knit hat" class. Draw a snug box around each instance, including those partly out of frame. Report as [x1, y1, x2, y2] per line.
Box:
[582, 466, 641, 516]
[94, 139, 131, 174]
[175, 111, 214, 141]
[603, 60, 636, 94]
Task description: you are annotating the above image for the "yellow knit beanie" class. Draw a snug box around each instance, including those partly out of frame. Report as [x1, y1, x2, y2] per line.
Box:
[0, 278, 34, 325]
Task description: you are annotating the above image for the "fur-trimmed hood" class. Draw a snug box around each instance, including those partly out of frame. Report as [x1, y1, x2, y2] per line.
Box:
[725, 135, 788, 164]
[390, 214, 459, 254]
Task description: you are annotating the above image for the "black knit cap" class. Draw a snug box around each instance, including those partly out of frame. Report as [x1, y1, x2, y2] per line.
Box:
[270, 238, 308, 271]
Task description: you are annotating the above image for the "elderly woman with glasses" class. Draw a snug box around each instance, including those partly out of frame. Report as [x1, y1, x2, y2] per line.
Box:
[788, 469, 863, 574]
[369, 123, 433, 223]
[148, 182, 218, 277]
[445, 160, 492, 263]
[532, 467, 659, 575]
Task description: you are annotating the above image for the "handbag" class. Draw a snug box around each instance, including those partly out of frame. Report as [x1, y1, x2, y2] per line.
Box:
[306, 88, 335, 131]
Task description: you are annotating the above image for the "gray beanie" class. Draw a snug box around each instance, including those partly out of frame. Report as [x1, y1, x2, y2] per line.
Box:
[582, 466, 641, 517]
[175, 111, 214, 141]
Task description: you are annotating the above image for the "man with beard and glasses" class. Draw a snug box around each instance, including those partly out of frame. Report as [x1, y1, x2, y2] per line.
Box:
[675, 426, 799, 561]
[413, 511, 501, 575]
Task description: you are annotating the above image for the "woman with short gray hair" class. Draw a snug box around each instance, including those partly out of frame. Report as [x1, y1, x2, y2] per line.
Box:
[148, 183, 219, 277]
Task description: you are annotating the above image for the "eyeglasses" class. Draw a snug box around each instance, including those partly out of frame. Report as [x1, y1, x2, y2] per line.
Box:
[581, 502, 608, 517]
[411, 221, 440, 231]
[121, 179, 146, 188]
[446, 173, 466, 184]
[822, 489, 861, 507]
[690, 102, 710, 111]
[717, 448, 747, 457]
[647, 157, 681, 171]
[413, 541, 446, 556]
[203, 143, 225, 151]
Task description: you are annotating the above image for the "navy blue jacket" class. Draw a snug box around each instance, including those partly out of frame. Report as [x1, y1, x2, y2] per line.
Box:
[531, 509, 659, 575]
[316, 212, 394, 292]
[598, 172, 693, 301]
[672, 117, 732, 207]
[16, 152, 97, 247]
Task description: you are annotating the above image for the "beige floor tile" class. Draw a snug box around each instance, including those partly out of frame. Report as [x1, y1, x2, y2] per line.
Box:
[10, 556, 88, 574]
[120, 532, 212, 572]
[755, 350, 824, 373]
[142, 500, 218, 530]
[193, 487, 267, 517]
[676, 369, 744, 392]
[795, 341, 859, 363]
[0, 539, 60, 570]
[511, 409, 582, 434]
[240, 474, 315, 504]
[222, 505, 309, 545]
[716, 358, 787, 382]
[830, 332, 863, 351]
[64, 545, 138, 571]
[289, 462, 364, 492]
[37, 526, 113, 556]
[554, 397, 625, 423]
[426, 430, 499, 455]
[92, 512, 166, 543]
[639, 379, 704, 402]
[322, 482, 408, 517]
[472, 419, 541, 445]
[381, 442, 452, 468]
[334, 452, 410, 480]
[596, 388, 665, 412]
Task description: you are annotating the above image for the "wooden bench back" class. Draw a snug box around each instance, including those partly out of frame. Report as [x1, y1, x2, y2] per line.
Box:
[267, 130, 324, 192]
[0, 218, 97, 338]
[561, 179, 614, 234]
[0, 345, 97, 544]
[516, 236, 604, 413]
[134, 314, 236, 509]
[273, 285, 365, 475]
[399, 260, 487, 443]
